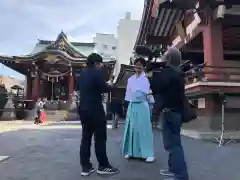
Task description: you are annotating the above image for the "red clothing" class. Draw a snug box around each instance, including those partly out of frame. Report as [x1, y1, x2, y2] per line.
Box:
[40, 111, 47, 123]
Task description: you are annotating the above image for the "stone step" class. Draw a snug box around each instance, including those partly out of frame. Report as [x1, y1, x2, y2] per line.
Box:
[45, 111, 68, 122]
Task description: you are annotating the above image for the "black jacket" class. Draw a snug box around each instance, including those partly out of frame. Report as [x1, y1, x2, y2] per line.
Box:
[149, 67, 185, 112]
[110, 99, 123, 115]
[77, 68, 109, 112]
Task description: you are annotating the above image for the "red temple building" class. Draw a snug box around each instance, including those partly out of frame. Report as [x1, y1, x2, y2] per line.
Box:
[0, 31, 115, 111]
[116, 0, 240, 138]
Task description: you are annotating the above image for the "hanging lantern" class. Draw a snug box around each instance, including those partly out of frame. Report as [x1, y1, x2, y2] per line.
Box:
[48, 76, 50, 81]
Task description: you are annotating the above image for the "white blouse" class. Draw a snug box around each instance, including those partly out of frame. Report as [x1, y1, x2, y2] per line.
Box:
[125, 72, 154, 103]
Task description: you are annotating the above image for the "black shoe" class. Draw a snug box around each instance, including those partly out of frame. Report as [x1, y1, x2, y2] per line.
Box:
[81, 167, 95, 176]
[97, 166, 119, 175]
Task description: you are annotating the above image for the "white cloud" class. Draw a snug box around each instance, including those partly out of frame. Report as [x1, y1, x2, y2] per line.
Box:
[0, 0, 144, 55]
[0, 0, 144, 79]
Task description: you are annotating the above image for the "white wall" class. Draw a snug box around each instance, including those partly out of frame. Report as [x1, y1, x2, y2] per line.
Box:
[114, 12, 140, 79]
[93, 33, 117, 61]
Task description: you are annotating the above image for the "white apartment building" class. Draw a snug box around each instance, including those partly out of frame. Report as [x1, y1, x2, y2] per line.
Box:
[93, 33, 117, 61]
[113, 12, 141, 79]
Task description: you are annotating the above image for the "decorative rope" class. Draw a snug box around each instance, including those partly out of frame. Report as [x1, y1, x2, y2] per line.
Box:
[38, 69, 70, 78]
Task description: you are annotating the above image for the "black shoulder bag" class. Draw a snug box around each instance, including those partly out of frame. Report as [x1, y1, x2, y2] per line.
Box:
[182, 96, 197, 123]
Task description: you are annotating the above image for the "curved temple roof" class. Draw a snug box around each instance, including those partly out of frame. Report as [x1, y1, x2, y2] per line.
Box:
[135, 0, 184, 49]
[0, 31, 115, 65]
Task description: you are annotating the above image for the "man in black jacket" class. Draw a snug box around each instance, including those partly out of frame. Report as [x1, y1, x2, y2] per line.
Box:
[147, 47, 189, 180]
[77, 53, 118, 176]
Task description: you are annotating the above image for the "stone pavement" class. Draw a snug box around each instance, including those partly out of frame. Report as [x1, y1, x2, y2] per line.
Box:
[0, 122, 239, 180]
[0, 120, 33, 134]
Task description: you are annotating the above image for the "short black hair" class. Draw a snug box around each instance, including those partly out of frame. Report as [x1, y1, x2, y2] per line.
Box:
[134, 57, 146, 67]
[87, 53, 103, 67]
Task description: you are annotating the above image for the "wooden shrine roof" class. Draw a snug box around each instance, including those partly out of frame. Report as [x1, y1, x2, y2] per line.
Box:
[0, 31, 116, 75]
[135, 0, 240, 50]
[0, 31, 116, 64]
[38, 40, 95, 47]
[114, 64, 135, 88]
[135, 0, 185, 48]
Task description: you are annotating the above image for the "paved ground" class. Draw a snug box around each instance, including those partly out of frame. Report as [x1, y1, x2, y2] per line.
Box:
[0, 122, 239, 180]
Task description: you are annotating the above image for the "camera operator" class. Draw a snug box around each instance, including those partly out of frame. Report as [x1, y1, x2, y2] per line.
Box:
[147, 47, 189, 180]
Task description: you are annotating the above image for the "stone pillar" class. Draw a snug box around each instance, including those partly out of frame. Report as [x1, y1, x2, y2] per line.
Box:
[32, 67, 39, 102]
[68, 66, 74, 102]
[203, 17, 224, 80]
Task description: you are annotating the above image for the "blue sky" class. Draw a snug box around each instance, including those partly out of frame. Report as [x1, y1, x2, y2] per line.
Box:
[0, 0, 144, 80]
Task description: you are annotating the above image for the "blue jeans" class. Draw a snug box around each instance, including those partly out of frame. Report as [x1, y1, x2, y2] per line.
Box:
[162, 111, 189, 180]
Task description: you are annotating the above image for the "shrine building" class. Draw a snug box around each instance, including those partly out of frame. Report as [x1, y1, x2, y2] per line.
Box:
[0, 31, 115, 110]
[115, 0, 240, 138]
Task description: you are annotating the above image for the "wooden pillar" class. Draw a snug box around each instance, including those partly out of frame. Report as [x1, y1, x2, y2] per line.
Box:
[26, 75, 32, 100]
[203, 18, 226, 131]
[32, 68, 39, 101]
[203, 17, 224, 79]
[68, 66, 74, 102]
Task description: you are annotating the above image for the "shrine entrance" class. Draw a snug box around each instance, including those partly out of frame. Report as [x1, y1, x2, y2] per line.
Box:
[35, 57, 74, 102]
[40, 76, 69, 101]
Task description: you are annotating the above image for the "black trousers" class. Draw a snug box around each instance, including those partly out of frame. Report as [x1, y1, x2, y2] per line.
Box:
[79, 109, 110, 169]
[34, 109, 41, 124]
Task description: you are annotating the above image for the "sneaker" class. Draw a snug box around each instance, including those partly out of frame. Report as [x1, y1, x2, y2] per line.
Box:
[145, 157, 155, 162]
[124, 154, 131, 159]
[160, 169, 174, 177]
[97, 166, 119, 175]
[81, 167, 95, 176]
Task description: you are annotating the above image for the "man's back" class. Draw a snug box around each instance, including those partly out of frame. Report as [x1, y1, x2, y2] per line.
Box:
[163, 68, 184, 111]
[150, 67, 184, 112]
[77, 68, 109, 111]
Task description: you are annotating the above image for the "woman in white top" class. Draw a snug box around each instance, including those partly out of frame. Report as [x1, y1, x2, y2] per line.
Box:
[122, 57, 155, 162]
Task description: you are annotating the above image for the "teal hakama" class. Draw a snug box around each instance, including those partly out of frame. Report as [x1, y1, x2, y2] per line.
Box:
[122, 91, 154, 158]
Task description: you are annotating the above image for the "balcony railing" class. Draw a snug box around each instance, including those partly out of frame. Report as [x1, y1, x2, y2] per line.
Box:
[185, 64, 240, 85]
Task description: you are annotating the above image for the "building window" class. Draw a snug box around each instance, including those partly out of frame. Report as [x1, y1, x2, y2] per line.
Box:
[198, 98, 205, 109]
[191, 99, 198, 108]
[103, 44, 108, 49]
[112, 46, 116, 50]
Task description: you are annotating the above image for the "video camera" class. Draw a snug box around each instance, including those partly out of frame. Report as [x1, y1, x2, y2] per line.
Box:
[134, 45, 193, 73]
